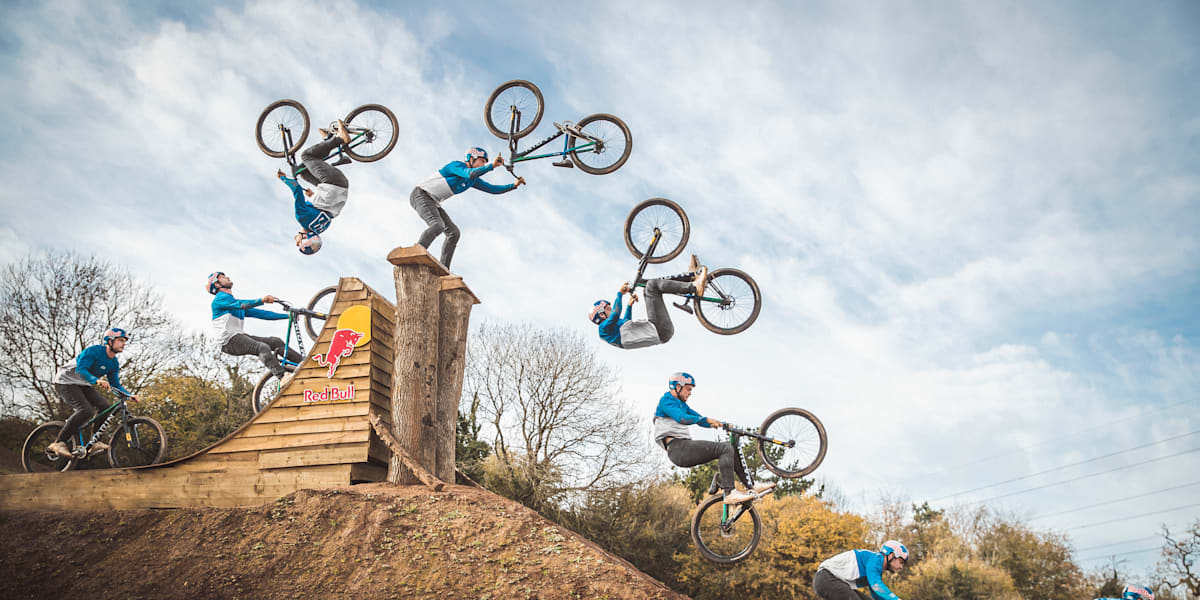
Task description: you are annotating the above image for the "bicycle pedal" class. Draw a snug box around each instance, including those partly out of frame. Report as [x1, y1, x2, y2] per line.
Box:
[331, 156, 351, 167]
[672, 301, 693, 314]
[551, 158, 574, 168]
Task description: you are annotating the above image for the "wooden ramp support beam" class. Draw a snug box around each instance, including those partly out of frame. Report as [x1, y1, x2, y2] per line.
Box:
[384, 246, 480, 487]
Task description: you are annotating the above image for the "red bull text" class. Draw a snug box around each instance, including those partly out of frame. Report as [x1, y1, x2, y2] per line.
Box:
[303, 384, 356, 403]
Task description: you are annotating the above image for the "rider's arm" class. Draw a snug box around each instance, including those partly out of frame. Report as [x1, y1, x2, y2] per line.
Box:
[106, 370, 132, 396]
[598, 293, 623, 337]
[469, 178, 517, 194]
[212, 293, 265, 312]
[659, 397, 707, 426]
[865, 554, 902, 600]
[244, 308, 288, 321]
[73, 346, 103, 386]
[279, 175, 304, 197]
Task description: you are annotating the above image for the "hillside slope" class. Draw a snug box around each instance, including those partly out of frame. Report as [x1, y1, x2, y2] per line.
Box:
[0, 483, 689, 600]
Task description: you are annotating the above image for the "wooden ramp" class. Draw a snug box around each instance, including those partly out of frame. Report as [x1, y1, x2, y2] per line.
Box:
[0, 277, 397, 511]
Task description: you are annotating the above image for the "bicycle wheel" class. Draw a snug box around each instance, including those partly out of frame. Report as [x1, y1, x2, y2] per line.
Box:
[757, 407, 828, 478]
[255, 99, 309, 158]
[624, 198, 690, 264]
[108, 417, 167, 468]
[305, 285, 337, 341]
[343, 104, 399, 162]
[484, 80, 544, 140]
[694, 268, 762, 335]
[252, 365, 295, 413]
[690, 494, 762, 565]
[21, 421, 77, 473]
[570, 113, 632, 175]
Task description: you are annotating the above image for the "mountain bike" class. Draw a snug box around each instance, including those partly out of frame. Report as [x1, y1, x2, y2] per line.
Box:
[21, 390, 167, 473]
[690, 408, 828, 564]
[250, 286, 335, 412]
[625, 198, 762, 334]
[255, 100, 400, 175]
[484, 80, 632, 175]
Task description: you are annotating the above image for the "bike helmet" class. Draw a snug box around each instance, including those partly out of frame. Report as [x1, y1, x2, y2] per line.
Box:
[298, 232, 323, 255]
[881, 540, 909, 561]
[1123, 585, 1154, 600]
[103, 328, 129, 344]
[207, 271, 226, 295]
[466, 147, 488, 162]
[668, 372, 696, 391]
[589, 299, 611, 324]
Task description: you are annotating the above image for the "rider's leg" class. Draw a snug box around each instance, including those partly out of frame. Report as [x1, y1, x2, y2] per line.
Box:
[644, 279, 695, 344]
[301, 138, 349, 188]
[438, 208, 460, 268]
[249, 334, 303, 364]
[813, 568, 867, 600]
[53, 384, 105, 444]
[666, 439, 737, 493]
[222, 333, 286, 378]
[412, 188, 447, 247]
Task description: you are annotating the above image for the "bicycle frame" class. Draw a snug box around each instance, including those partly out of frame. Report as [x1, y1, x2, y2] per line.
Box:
[277, 301, 309, 370]
[628, 229, 731, 311]
[73, 395, 133, 454]
[275, 125, 375, 175]
[501, 105, 601, 174]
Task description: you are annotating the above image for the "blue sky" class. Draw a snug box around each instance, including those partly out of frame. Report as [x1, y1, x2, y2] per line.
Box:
[1, 0, 1197, 576]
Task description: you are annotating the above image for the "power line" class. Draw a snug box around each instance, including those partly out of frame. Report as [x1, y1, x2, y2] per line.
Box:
[1074, 535, 1164, 553]
[932, 432, 1200, 502]
[1028, 480, 1200, 520]
[901, 398, 1198, 484]
[1066, 503, 1200, 531]
[965, 447, 1200, 505]
[1077, 546, 1162, 562]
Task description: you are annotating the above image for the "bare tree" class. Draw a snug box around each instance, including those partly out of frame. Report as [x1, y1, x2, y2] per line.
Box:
[1158, 521, 1200, 598]
[0, 251, 187, 420]
[462, 321, 651, 513]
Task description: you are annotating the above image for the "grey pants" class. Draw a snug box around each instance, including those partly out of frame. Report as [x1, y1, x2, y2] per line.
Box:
[644, 278, 694, 343]
[410, 187, 460, 268]
[54, 383, 109, 444]
[665, 438, 752, 493]
[813, 569, 869, 600]
[299, 137, 349, 188]
[221, 333, 302, 377]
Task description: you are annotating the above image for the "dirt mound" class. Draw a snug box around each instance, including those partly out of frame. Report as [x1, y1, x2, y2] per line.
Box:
[0, 482, 689, 600]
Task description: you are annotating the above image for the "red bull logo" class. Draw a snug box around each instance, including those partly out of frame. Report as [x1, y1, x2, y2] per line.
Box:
[313, 328, 365, 378]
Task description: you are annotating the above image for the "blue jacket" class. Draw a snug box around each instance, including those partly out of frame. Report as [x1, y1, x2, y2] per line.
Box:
[417, 161, 516, 202]
[597, 293, 633, 347]
[60, 344, 130, 394]
[211, 291, 288, 345]
[818, 549, 901, 600]
[652, 391, 713, 447]
[281, 176, 333, 234]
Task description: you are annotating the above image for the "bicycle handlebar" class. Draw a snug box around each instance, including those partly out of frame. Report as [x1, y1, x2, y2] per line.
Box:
[274, 300, 326, 319]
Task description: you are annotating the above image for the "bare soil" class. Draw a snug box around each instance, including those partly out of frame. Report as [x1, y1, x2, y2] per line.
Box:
[0, 483, 689, 600]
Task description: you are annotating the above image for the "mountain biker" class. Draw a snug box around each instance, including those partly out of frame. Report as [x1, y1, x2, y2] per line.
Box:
[409, 147, 526, 268]
[653, 372, 775, 504]
[590, 256, 708, 350]
[1097, 585, 1155, 600]
[208, 272, 301, 378]
[814, 540, 908, 600]
[277, 121, 353, 255]
[46, 328, 137, 458]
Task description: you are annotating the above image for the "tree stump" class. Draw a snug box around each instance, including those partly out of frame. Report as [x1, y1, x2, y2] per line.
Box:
[386, 246, 448, 485]
[436, 276, 479, 482]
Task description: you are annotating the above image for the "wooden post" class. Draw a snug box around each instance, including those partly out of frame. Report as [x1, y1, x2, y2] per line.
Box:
[386, 246, 448, 484]
[436, 276, 480, 482]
